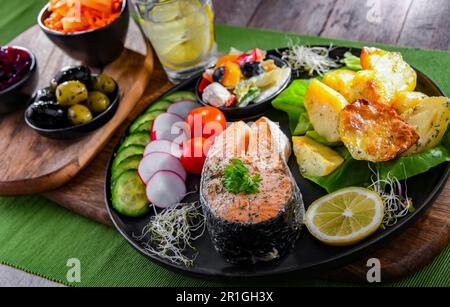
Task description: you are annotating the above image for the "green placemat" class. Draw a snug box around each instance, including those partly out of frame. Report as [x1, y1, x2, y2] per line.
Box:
[0, 0, 449, 287]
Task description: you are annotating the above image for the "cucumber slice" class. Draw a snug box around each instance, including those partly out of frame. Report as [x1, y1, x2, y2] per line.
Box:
[129, 110, 164, 133]
[111, 155, 141, 183]
[118, 132, 151, 152]
[111, 170, 149, 217]
[145, 100, 171, 113]
[113, 145, 144, 169]
[164, 91, 196, 102]
[134, 120, 154, 133]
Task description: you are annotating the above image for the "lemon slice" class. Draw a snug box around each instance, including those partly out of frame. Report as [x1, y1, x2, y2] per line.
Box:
[305, 187, 384, 246]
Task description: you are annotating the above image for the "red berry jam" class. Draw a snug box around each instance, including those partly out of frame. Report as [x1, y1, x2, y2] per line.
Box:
[0, 47, 32, 91]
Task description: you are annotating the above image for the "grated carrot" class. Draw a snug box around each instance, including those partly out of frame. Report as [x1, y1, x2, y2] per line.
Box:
[44, 0, 122, 33]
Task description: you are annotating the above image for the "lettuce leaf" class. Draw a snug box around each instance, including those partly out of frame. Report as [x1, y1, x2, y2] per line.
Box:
[271, 79, 313, 133]
[375, 146, 450, 182]
[305, 131, 343, 147]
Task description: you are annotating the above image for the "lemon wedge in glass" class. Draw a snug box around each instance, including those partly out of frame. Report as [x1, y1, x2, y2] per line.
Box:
[305, 187, 384, 246]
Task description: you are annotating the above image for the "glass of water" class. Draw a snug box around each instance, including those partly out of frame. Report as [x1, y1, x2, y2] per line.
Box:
[131, 0, 217, 83]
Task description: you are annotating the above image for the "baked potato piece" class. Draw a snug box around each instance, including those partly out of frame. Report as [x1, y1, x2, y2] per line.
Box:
[292, 136, 344, 177]
[392, 91, 428, 114]
[339, 99, 419, 162]
[360, 47, 417, 93]
[323, 69, 356, 102]
[349, 70, 396, 105]
[401, 97, 450, 155]
[304, 79, 349, 142]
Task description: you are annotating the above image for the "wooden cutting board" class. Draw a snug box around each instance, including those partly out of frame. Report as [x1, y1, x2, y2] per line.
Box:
[0, 22, 154, 195]
[45, 62, 450, 282]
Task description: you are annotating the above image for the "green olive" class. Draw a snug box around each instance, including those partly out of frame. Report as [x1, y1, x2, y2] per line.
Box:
[93, 74, 116, 94]
[68, 104, 93, 125]
[56, 81, 88, 106]
[86, 91, 110, 114]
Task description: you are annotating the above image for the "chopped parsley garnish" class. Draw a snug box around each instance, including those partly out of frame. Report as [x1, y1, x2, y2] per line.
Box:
[224, 159, 262, 194]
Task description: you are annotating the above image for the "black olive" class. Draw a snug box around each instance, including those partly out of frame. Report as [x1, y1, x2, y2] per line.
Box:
[53, 65, 92, 89]
[26, 100, 68, 129]
[33, 87, 56, 103]
[213, 66, 225, 83]
[241, 61, 264, 78]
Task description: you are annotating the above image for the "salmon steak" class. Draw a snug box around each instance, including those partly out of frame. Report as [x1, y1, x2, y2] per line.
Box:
[200, 117, 304, 264]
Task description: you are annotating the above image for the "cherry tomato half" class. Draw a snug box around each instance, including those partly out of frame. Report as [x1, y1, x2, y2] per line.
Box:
[186, 106, 226, 141]
[181, 137, 212, 174]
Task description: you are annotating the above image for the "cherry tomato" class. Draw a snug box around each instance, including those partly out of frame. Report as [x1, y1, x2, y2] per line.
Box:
[181, 137, 212, 174]
[186, 106, 226, 140]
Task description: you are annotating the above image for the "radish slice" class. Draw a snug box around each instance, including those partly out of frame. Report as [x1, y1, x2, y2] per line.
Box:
[151, 112, 189, 144]
[144, 140, 182, 158]
[167, 100, 201, 119]
[138, 152, 187, 184]
[146, 171, 187, 208]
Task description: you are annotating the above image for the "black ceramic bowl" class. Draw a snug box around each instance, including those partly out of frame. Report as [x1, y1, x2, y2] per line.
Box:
[37, 0, 129, 67]
[196, 53, 292, 119]
[24, 77, 120, 140]
[0, 46, 38, 115]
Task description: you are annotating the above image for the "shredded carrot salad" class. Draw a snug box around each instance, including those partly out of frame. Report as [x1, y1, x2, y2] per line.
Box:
[44, 0, 123, 33]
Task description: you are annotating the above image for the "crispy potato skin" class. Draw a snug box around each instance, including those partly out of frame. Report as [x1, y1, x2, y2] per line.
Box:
[339, 99, 419, 162]
[360, 47, 417, 93]
[401, 97, 450, 155]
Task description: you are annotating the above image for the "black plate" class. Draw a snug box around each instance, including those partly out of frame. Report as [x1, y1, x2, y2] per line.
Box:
[105, 47, 450, 278]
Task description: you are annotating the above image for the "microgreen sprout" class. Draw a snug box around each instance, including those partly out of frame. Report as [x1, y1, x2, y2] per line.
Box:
[134, 202, 206, 267]
[368, 164, 414, 227]
[280, 39, 340, 76]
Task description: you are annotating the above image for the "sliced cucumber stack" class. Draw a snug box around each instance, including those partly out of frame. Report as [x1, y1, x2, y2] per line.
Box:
[112, 171, 149, 217]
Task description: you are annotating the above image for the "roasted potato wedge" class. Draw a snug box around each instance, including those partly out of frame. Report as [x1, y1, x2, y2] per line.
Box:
[401, 97, 450, 155]
[349, 70, 396, 105]
[304, 79, 349, 142]
[339, 99, 419, 162]
[392, 91, 428, 114]
[360, 47, 417, 93]
[292, 136, 344, 177]
[323, 69, 356, 102]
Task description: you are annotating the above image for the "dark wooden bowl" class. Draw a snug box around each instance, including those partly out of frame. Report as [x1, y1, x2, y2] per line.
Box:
[37, 0, 129, 67]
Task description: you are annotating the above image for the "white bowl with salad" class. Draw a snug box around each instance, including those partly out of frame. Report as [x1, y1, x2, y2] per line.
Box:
[196, 48, 292, 118]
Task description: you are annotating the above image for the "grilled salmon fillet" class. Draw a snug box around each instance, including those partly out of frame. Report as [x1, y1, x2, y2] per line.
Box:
[200, 118, 304, 263]
[339, 99, 419, 162]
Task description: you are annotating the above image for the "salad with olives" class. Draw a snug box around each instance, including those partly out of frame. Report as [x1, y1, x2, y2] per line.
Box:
[198, 48, 291, 108]
[26, 65, 117, 129]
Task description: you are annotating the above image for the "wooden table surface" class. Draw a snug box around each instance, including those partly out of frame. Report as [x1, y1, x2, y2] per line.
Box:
[213, 0, 450, 51]
[3, 0, 449, 287]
